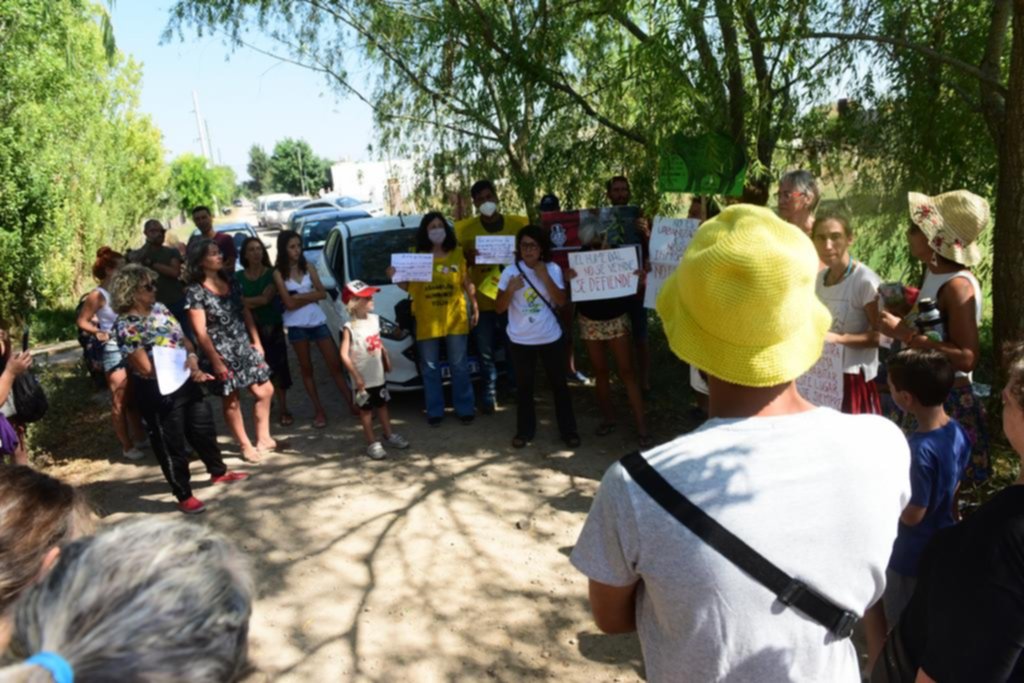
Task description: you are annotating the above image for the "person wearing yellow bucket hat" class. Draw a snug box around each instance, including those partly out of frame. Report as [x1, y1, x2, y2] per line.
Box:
[571, 205, 911, 682]
[877, 190, 990, 484]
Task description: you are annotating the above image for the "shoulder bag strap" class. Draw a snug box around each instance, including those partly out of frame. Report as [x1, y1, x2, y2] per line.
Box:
[515, 261, 559, 314]
[619, 450, 859, 639]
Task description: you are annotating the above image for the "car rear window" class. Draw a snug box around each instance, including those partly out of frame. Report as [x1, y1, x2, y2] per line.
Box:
[302, 218, 343, 249]
[346, 229, 417, 285]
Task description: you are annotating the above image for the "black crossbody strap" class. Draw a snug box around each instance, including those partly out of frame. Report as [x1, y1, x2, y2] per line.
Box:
[619, 451, 858, 639]
[515, 261, 558, 314]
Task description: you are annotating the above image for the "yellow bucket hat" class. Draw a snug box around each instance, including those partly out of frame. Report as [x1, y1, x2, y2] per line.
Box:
[655, 204, 831, 387]
[908, 190, 988, 267]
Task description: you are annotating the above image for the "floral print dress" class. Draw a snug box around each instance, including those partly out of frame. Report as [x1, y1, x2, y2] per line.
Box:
[185, 279, 271, 395]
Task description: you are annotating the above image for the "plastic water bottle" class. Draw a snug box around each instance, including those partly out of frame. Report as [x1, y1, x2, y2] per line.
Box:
[915, 298, 945, 342]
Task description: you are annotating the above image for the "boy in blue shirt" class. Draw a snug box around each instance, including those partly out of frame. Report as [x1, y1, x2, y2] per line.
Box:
[884, 348, 972, 623]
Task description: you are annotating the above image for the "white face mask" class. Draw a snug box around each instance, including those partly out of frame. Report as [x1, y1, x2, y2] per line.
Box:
[428, 227, 447, 245]
[478, 201, 498, 217]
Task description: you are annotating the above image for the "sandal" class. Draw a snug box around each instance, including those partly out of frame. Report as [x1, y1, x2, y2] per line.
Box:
[313, 415, 327, 429]
[279, 412, 294, 427]
[638, 433, 654, 448]
[241, 446, 263, 464]
[595, 422, 616, 437]
[512, 435, 529, 449]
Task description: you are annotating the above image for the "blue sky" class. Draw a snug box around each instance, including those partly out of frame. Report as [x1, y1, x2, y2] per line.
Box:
[110, 3, 376, 180]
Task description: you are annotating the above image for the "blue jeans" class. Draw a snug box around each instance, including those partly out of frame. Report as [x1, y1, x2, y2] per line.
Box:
[474, 310, 514, 407]
[417, 334, 475, 419]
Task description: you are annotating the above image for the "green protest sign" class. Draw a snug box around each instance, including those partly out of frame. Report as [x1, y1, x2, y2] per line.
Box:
[658, 132, 748, 197]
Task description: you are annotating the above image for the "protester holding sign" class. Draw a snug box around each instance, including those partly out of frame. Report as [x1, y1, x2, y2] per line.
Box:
[456, 179, 529, 413]
[112, 264, 247, 514]
[387, 212, 478, 426]
[567, 224, 650, 446]
[605, 176, 651, 392]
[876, 190, 990, 483]
[495, 226, 579, 449]
[811, 212, 883, 414]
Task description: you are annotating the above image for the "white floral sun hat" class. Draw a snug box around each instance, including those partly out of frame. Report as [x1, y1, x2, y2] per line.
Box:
[907, 190, 988, 267]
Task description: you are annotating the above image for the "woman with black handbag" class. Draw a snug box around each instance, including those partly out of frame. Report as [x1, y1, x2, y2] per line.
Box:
[495, 225, 579, 449]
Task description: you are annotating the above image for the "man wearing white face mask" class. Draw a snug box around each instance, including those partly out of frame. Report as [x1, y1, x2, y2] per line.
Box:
[455, 179, 529, 414]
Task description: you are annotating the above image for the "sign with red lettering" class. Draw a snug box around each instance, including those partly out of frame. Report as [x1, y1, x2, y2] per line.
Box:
[795, 342, 844, 410]
[568, 247, 639, 302]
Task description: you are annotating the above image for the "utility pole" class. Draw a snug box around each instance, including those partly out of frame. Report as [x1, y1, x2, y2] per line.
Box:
[192, 90, 211, 161]
[296, 146, 307, 196]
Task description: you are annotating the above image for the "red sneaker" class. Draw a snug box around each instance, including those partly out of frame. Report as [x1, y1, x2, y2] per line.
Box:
[211, 471, 249, 485]
[177, 496, 206, 515]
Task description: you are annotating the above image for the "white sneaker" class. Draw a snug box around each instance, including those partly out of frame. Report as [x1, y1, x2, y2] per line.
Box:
[366, 442, 387, 460]
[134, 439, 150, 451]
[122, 447, 146, 461]
[385, 433, 409, 449]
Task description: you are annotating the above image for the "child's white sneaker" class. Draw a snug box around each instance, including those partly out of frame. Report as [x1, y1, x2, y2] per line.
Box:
[366, 442, 387, 460]
[385, 433, 409, 449]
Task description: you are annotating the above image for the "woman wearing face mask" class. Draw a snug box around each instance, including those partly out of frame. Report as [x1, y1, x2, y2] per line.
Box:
[387, 212, 479, 426]
[495, 225, 579, 449]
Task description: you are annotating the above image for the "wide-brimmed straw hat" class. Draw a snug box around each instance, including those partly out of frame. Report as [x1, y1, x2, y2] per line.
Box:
[907, 190, 988, 267]
[655, 204, 831, 387]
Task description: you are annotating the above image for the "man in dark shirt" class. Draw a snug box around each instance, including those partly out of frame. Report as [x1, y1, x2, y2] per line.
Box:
[129, 219, 191, 339]
[188, 205, 237, 271]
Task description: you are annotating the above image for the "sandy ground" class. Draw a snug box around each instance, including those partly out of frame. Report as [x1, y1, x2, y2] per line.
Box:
[44, 353, 652, 682]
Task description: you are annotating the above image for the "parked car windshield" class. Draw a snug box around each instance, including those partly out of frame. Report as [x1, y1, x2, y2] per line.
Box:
[283, 199, 307, 209]
[346, 229, 417, 286]
[302, 217, 345, 250]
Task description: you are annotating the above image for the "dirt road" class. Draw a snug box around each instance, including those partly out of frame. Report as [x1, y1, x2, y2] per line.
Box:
[45, 356, 653, 681]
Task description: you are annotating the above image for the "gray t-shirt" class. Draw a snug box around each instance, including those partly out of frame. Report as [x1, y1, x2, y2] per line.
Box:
[571, 408, 910, 682]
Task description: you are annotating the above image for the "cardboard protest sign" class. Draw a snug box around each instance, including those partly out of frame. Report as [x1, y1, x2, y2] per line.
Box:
[658, 132, 747, 196]
[795, 341, 844, 410]
[578, 206, 642, 247]
[541, 210, 581, 269]
[475, 235, 516, 265]
[568, 247, 639, 302]
[390, 253, 434, 283]
[644, 217, 700, 309]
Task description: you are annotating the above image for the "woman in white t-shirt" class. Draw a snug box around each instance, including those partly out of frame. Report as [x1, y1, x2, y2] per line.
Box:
[812, 213, 883, 414]
[495, 226, 579, 449]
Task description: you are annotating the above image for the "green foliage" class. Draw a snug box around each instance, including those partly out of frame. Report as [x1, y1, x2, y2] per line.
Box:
[168, 153, 236, 213]
[245, 143, 272, 194]
[268, 138, 329, 196]
[0, 0, 166, 322]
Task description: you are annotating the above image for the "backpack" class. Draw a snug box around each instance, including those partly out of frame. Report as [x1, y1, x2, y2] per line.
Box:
[11, 372, 47, 423]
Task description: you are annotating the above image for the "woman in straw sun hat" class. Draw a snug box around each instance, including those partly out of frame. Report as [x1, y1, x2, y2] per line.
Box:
[877, 189, 990, 483]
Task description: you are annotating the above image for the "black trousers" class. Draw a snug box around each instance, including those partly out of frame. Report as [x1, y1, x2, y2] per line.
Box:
[135, 377, 226, 501]
[509, 337, 578, 440]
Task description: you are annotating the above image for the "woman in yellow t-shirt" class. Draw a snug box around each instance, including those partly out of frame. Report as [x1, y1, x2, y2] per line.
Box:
[386, 212, 479, 425]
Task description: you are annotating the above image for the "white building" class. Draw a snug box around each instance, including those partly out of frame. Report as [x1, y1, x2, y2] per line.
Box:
[329, 159, 419, 214]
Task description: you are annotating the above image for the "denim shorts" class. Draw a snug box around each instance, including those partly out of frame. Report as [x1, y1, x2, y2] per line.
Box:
[101, 338, 124, 373]
[287, 324, 332, 343]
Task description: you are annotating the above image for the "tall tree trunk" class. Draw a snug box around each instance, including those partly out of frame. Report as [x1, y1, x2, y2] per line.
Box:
[992, 1, 1024, 369]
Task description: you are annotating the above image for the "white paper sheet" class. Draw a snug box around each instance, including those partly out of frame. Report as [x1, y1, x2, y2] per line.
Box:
[568, 247, 639, 302]
[474, 235, 516, 265]
[390, 253, 434, 283]
[152, 345, 190, 396]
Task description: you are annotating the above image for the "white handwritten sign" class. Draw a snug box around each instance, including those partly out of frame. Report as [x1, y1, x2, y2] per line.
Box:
[390, 253, 434, 283]
[795, 341, 844, 410]
[568, 247, 639, 302]
[644, 217, 700, 309]
[475, 235, 516, 265]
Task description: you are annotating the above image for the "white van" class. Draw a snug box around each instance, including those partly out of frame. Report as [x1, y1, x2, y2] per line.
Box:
[256, 193, 292, 227]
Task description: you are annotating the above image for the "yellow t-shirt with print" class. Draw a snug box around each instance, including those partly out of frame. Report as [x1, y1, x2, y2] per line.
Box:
[455, 214, 529, 312]
[408, 249, 470, 341]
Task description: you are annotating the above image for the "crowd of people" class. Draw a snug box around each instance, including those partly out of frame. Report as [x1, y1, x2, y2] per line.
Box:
[0, 168, 1021, 681]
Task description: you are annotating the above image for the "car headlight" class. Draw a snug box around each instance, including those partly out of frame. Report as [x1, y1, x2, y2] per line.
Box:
[379, 315, 409, 341]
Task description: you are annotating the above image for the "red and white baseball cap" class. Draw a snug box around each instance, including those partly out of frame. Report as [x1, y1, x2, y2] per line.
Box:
[342, 280, 380, 304]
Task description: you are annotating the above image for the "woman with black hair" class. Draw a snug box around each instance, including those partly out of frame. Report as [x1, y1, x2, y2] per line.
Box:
[185, 239, 275, 464]
[495, 225, 579, 449]
[386, 212, 478, 426]
[237, 236, 293, 426]
[272, 230, 355, 428]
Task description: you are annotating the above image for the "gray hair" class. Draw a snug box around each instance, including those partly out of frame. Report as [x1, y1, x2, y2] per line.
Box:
[780, 169, 821, 211]
[1, 518, 253, 683]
